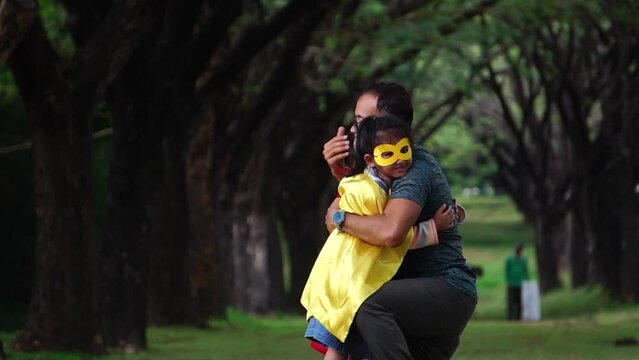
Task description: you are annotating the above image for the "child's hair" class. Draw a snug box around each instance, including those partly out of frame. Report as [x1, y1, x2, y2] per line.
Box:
[350, 114, 412, 175]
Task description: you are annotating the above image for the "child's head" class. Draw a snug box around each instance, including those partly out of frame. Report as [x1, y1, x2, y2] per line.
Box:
[352, 114, 412, 182]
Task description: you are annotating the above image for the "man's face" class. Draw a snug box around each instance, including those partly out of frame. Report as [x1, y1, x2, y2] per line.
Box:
[351, 92, 381, 133]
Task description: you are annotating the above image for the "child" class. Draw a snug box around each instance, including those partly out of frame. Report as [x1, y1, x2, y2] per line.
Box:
[300, 114, 453, 360]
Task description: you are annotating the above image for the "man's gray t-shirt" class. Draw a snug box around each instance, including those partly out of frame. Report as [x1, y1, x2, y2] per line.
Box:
[390, 145, 477, 300]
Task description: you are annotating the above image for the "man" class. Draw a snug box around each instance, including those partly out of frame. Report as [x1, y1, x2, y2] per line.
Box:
[505, 243, 529, 320]
[323, 82, 477, 359]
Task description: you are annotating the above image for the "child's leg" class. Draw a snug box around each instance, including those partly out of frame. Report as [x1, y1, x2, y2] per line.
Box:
[324, 347, 347, 360]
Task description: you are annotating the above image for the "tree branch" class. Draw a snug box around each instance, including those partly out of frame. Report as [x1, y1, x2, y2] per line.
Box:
[58, 0, 111, 46]
[201, 0, 310, 93]
[7, 17, 62, 124]
[414, 90, 463, 143]
[224, 1, 337, 169]
[0, 0, 37, 64]
[70, 0, 154, 109]
[437, 0, 500, 36]
[188, 0, 243, 80]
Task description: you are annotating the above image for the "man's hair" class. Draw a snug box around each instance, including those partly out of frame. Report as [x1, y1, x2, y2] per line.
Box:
[359, 81, 414, 126]
[350, 114, 412, 175]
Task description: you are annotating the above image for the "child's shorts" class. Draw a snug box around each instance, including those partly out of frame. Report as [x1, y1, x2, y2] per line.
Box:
[304, 317, 370, 359]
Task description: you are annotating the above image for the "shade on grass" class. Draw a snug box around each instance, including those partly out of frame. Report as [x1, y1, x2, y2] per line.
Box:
[3, 196, 637, 359]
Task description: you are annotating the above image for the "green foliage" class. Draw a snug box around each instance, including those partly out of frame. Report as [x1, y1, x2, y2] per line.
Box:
[425, 119, 497, 193]
[355, 0, 387, 22]
[0, 69, 19, 104]
[0, 71, 32, 326]
[327, 78, 349, 95]
[38, 0, 75, 56]
[0, 69, 27, 144]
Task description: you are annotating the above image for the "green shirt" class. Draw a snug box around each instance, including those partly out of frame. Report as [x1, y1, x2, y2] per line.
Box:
[505, 255, 529, 286]
[390, 146, 477, 300]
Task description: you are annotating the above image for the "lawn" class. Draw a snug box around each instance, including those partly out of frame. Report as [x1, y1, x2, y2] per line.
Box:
[2, 196, 638, 359]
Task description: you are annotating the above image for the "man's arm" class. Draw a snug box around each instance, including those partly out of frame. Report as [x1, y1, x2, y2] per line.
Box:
[326, 198, 422, 248]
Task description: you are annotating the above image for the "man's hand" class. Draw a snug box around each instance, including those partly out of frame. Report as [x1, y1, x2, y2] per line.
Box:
[433, 204, 455, 231]
[325, 197, 341, 233]
[323, 127, 352, 180]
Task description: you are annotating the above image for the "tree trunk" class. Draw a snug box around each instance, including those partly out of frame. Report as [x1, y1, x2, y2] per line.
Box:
[589, 124, 624, 298]
[619, 166, 639, 301]
[185, 108, 230, 323]
[569, 183, 595, 288]
[599, 37, 639, 301]
[229, 138, 284, 313]
[262, 86, 351, 310]
[100, 62, 153, 348]
[10, 72, 98, 354]
[8, 20, 101, 353]
[533, 217, 561, 293]
[147, 115, 191, 324]
[278, 144, 337, 311]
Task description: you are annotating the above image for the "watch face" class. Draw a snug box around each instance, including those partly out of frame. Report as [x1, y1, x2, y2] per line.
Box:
[332, 211, 344, 225]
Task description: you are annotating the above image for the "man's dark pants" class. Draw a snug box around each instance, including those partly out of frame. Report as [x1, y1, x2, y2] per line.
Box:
[506, 285, 522, 320]
[353, 278, 476, 360]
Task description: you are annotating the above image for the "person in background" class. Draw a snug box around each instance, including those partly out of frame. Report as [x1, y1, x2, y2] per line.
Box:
[505, 243, 530, 320]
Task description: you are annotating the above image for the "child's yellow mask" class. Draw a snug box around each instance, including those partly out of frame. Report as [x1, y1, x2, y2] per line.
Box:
[373, 137, 412, 167]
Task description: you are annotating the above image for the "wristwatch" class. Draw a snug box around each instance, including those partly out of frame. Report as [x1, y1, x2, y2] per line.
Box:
[332, 209, 347, 231]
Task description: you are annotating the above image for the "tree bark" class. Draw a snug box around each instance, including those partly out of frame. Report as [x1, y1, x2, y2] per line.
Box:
[568, 207, 592, 288]
[185, 107, 230, 322]
[532, 217, 561, 292]
[8, 19, 101, 353]
[102, 0, 201, 327]
[619, 166, 639, 301]
[0, 0, 36, 64]
[146, 117, 191, 324]
[272, 89, 350, 310]
[100, 55, 154, 348]
[230, 147, 283, 313]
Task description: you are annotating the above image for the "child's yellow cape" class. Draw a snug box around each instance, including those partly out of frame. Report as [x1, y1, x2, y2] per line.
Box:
[300, 171, 413, 342]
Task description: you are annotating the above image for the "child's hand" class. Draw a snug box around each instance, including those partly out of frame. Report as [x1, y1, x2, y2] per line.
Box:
[433, 204, 455, 231]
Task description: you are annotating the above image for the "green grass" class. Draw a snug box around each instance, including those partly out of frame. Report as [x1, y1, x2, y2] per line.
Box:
[3, 310, 638, 360]
[461, 195, 537, 320]
[457, 317, 639, 359]
[1, 313, 319, 360]
[3, 195, 638, 359]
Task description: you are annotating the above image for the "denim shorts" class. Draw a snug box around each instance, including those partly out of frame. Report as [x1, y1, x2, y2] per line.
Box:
[304, 317, 370, 359]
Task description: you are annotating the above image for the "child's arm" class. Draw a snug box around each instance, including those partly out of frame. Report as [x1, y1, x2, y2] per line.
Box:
[410, 219, 439, 249]
[408, 204, 455, 249]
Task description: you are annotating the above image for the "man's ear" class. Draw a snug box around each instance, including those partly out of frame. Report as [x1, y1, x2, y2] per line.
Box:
[364, 153, 375, 167]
